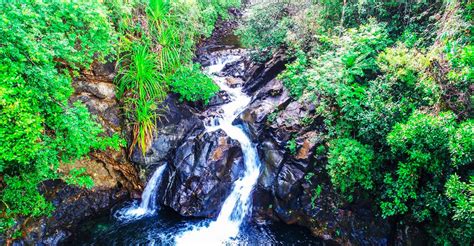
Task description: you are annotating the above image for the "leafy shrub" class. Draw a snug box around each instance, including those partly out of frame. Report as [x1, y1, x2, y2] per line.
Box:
[382, 112, 458, 217]
[117, 44, 167, 100]
[167, 64, 219, 104]
[358, 44, 440, 144]
[449, 119, 474, 167]
[445, 174, 474, 223]
[64, 168, 94, 189]
[327, 138, 375, 199]
[266, 110, 278, 124]
[300, 116, 315, 127]
[0, 1, 120, 235]
[286, 137, 298, 156]
[235, 2, 290, 53]
[148, 0, 171, 23]
[238, 1, 472, 244]
[381, 110, 473, 244]
[438, 174, 474, 245]
[116, 43, 167, 154]
[304, 20, 390, 137]
[279, 50, 308, 99]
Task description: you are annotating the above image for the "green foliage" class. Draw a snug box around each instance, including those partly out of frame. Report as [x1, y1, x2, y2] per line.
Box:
[64, 168, 94, 189]
[279, 50, 308, 99]
[358, 44, 439, 144]
[198, 0, 241, 37]
[116, 0, 239, 154]
[239, 1, 472, 244]
[327, 138, 375, 199]
[235, 2, 290, 54]
[300, 116, 314, 127]
[267, 110, 278, 124]
[449, 119, 474, 167]
[382, 112, 457, 217]
[303, 20, 390, 137]
[116, 43, 166, 154]
[167, 64, 219, 104]
[380, 111, 473, 244]
[148, 0, 171, 23]
[445, 174, 474, 223]
[286, 137, 298, 156]
[117, 44, 166, 100]
[443, 173, 474, 244]
[0, 1, 120, 235]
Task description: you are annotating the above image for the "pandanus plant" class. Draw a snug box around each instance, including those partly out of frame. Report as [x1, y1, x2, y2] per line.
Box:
[147, 0, 170, 24]
[116, 44, 167, 155]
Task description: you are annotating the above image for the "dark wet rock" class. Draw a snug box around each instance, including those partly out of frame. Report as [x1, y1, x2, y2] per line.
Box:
[267, 100, 320, 145]
[394, 224, 428, 246]
[224, 77, 244, 88]
[161, 129, 244, 217]
[130, 95, 203, 176]
[71, 61, 122, 135]
[261, 159, 393, 245]
[275, 163, 305, 201]
[70, 62, 142, 195]
[208, 90, 232, 107]
[220, 59, 247, 78]
[258, 140, 284, 189]
[221, 48, 394, 244]
[197, 54, 212, 67]
[16, 181, 130, 246]
[295, 131, 323, 160]
[236, 78, 290, 141]
[243, 50, 288, 94]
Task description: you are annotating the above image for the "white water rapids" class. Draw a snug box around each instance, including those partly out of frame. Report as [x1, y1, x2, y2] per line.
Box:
[114, 164, 167, 221]
[175, 52, 262, 245]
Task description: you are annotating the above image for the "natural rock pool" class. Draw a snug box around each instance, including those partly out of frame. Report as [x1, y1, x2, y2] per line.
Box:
[66, 206, 328, 245]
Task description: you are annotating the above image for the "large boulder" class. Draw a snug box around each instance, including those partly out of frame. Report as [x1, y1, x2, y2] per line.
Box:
[243, 49, 288, 94]
[161, 129, 244, 217]
[258, 139, 284, 190]
[130, 95, 203, 179]
[236, 78, 290, 141]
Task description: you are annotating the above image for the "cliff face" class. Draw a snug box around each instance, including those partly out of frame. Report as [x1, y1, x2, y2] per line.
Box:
[16, 62, 142, 245]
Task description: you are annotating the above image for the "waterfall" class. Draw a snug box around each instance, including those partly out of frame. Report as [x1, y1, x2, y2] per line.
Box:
[175, 52, 261, 245]
[114, 164, 167, 221]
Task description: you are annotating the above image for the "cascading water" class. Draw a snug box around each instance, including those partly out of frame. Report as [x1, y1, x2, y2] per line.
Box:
[175, 52, 262, 245]
[68, 49, 325, 246]
[114, 164, 167, 221]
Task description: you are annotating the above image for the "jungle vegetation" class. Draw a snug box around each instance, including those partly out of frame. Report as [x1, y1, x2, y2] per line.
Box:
[238, 0, 472, 244]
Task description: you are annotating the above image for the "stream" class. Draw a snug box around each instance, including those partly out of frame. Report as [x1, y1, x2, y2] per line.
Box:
[65, 50, 327, 245]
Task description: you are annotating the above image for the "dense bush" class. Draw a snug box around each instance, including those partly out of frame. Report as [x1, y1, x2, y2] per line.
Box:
[167, 64, 220, 104]
[327, 138, 375, 199]
[0, 2, 121, 235]
[383, 112, 473, 244]
[302, 20, 391, 137]
[238, 0, 472, 244]
[235, 2, 289, 55]
[278, 50, 308, 99]
[358, 44, 439, 145]
[382, 112, 458, 217]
